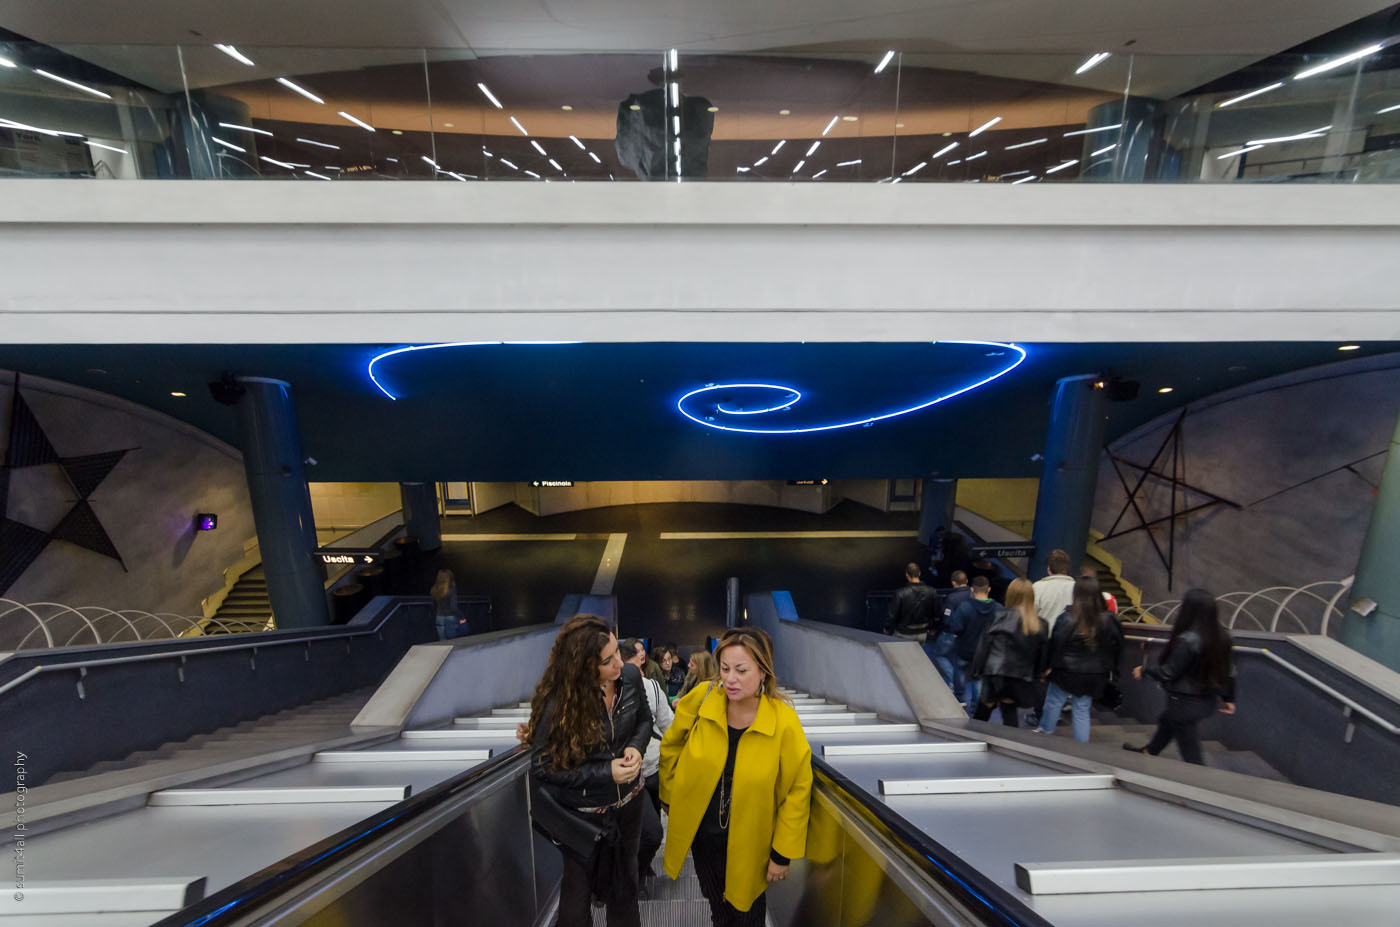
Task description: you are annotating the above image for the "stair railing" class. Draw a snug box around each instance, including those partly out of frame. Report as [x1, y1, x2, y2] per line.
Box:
[1116, 577, 1353, 637]
[1, 599, 212, 650]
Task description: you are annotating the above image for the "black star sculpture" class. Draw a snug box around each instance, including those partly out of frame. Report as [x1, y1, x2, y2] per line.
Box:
[1, 375, 136, 597]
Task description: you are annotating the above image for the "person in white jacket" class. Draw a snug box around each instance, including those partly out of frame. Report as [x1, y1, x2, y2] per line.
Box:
[623, 638, 674, 890]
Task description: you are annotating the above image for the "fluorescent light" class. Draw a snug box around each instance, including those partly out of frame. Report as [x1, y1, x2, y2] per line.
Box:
[85, 140, 126, 154]
[323, 166, 340, 170]
[1005, 137, 1047, 150]
[1002, 170, 1029, 177]
[965, 150, 987, 161]
[170, 392, 187, 397]
[548, 158, 563, 171]
[1217, 82, 1285, 109]
[1011, 175, 1037, 184]
[498, 158, 519, 170]
[1338, 344, 1361, 350]
[754, 156, 769, 167]
[275, 77, 324, 104]
[947, 159, 962, 165]
[1158, 387, 1173, 393]
[447, 171, 469, 181]
[836, 159, 862, 166]
[1075, 52, 1111, 75]
[1046, 158, 1078, 174]
[669, 48, 678, 71]
[891, 177, 902, 183]
[588, 151, 602, 164]
[673, 138, 681, 154]
[1090, 143, 1116, 157]
[1064, 123, 1120, 137]
[932, 141, 959, 158]
[737, 166, 751, 173]
[483, 149, 493, 157]
[210, 137, 245, 152]
[33, 69, 111, 100]
[568, 135, 586, 150]
[1379, 103, 1400, 114]
[0, 117, 80, 138]
[421, 155, 439, 168]
[969, 116, 1002, 137]
[385, 157, 398, 163]
[337, 111, 375, 132]
[524, 170, 541, 178]
[771, 140, 786, 155]
[672, 115, 680, 134]
[1216, 144, 1264, 159]
[670, 82, 679, 108]
[874, 50, 895, 74]
[1293, 43, 1384, 81]
[793, 159, 805, 172]
[510, 116, 528, 135]
[806, 141, 820, 157]
[813, 169, 827, 178]
[1247, 125, 1330, 145]
[903, 161, 928, 175]
[260, 156, 296, 169]
[220, 122, 271, 137]
[213, 44, 255, 66]
[305, 170, 333, 180]
[531, 140, 547, 156]
[0, 55, 16, 68]
[296, 137, 339, 149]
[821, 116, 839, 136]
[477, 82, 503, 109]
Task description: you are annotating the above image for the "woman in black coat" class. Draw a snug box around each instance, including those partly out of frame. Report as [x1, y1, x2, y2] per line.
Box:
[1035, 575, 1122, 742]
[970, 577, 1047, 727]
[523, 614, 653, 927]
[1125, 589, 1236, 765]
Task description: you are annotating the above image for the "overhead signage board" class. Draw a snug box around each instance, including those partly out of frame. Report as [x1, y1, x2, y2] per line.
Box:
[530, 480, 575, 488]
[316, 548, 381, 565]
[787, 479, 829, 486]
[970, 542, 1036, 559]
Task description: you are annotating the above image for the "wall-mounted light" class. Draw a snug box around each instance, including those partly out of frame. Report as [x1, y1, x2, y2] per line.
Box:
[195, 513, 218, 531]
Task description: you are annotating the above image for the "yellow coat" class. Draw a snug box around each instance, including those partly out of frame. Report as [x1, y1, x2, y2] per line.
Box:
[658, 684, 813, 912]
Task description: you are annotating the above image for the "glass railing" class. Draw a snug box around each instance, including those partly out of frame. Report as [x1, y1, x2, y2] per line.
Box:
[2, 40, 1398, 183]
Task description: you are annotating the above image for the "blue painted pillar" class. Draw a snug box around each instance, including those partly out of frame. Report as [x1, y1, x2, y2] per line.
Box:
[234, 377, 329, 628]
[1029, 375, 1108, 580]
[399, 482, 441, 552]
[1342, 410, 1400, 672]
[919, 478, 958, 546]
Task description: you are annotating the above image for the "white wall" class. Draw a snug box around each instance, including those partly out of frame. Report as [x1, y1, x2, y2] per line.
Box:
[2, 182, 1398, 344]
[489, 480, 835, 516]
[1091, 355, 1400, 607]
[469, 481, 517, 514]
[0, 371, 254, 623]
[308, 482, 401, 528]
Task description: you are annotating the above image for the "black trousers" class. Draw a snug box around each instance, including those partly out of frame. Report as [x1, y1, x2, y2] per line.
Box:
[637, 774, 663, 876]
[972, 700, 1020, 726]
[691, 831, 767, 927]
[1145, 694, 1217, 765]
[556, 791, 644, 927]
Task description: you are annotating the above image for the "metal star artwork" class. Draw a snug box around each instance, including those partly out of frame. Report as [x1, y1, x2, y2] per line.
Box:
[0, 375, 137, 596]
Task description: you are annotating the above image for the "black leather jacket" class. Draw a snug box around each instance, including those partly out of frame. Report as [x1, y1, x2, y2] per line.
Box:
[529, 662, 653, 810]
[1146, 630, 1236, 700]
[1046, 610, 1122, 676]
[887, 582, 939, 635]
[970, 609, 1048, 682]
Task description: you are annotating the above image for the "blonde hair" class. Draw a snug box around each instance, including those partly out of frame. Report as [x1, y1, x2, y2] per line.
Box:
[684, 650, 718, 691]
[714, 627, 791, 706]
[430, 569, 455, 601]
[1004, 577, 1041, 637]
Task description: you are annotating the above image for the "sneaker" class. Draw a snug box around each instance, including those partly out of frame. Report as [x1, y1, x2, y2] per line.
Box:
[1122, 743, 1148, 754]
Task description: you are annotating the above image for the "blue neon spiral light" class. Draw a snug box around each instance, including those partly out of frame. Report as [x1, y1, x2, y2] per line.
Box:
[676, 341, 1026, 434]
[366, 341, 579, 400]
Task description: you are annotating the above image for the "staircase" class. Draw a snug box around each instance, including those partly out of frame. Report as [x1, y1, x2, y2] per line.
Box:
[1085, 708, 1286, 780]
[209, 565, 274, 633]
[1086, 559, 1131, 609]
[45, 687, 375, 784]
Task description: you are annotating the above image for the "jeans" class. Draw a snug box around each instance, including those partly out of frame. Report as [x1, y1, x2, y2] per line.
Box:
[436, 615, 467, 640]
[1037, 681, 1093, 742]
[929, 634, 958, 688]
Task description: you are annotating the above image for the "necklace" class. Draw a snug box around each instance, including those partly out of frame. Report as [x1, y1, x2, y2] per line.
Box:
[718, 770, 732, 830]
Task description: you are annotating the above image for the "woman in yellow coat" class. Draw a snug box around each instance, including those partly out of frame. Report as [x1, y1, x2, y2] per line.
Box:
[659, 627, 812, 925]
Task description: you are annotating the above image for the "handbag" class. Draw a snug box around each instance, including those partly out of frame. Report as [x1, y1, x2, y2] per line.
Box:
[528, 776, 616, 868]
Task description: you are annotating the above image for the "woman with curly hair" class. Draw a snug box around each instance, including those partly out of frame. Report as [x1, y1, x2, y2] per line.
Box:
[660, 627, 812, 926]
[521, 614, 652, 927]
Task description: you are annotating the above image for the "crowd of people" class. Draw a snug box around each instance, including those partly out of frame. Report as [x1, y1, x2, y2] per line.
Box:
[522, 617, 809, 927]
[887, 550, 1236, 747]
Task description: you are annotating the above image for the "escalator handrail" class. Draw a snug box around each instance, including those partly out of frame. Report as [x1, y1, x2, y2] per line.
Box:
[813, 756, 1054, 927]
[149, 744, 529, 927]
[1125, 631, 1400, 735]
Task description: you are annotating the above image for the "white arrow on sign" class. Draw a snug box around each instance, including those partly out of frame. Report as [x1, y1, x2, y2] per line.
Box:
[362, 555, 372, 563]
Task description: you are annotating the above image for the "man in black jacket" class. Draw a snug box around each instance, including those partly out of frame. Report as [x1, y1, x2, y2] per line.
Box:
[946, 576, 999, 709]
[930, 571, 970, 686]
[886, 562, 939, 644]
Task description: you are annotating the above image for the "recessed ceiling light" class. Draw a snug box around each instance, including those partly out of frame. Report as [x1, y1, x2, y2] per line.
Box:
[213, 44, 255, 67]
[707, 106, 719, 113]
[629, 104, 641, 111]
[779, 109, 791, 116]
[895, 122, 904, 129]
[443, 122, 454, 128]
[392, 129, 403, 135]
[170, 391, 187, 398]
[1157, 387, 1173, 394]
[842, 116, 859, 122]
[1338, 344, 1361, 351]
[561, 105, 573, 111]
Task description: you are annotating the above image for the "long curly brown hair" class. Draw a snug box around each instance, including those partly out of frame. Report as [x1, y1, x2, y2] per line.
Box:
[520, 614, 614, 772]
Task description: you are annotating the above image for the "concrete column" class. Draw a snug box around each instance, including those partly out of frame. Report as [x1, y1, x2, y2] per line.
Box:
[1342, 410, 1400, 672]
[399, 482, 441, 552]
[1029, 375, 1108, 579]
[918, 478, 958, 546]
[234, 377, 329, 628]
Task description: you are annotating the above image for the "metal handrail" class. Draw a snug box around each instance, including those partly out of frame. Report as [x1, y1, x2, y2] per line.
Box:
[1117, 578, 1352, 637]
[1123, 633, 1400, 736]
